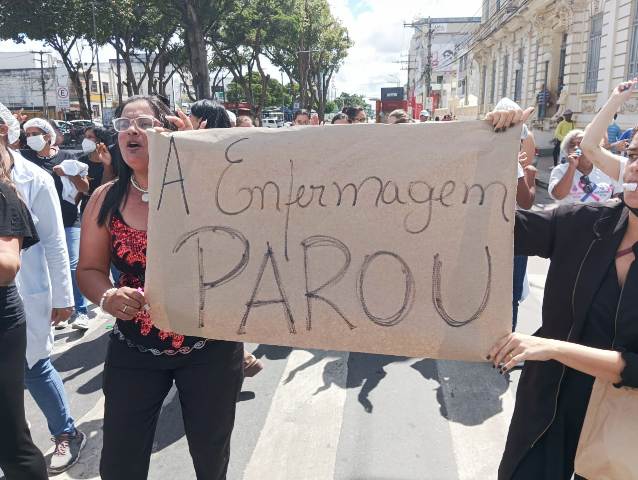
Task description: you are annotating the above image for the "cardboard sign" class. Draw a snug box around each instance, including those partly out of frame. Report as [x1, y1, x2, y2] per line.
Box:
[145, 122, 519, 361]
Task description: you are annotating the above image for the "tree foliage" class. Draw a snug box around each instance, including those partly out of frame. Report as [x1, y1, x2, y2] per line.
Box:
[0, 0, 352, 120]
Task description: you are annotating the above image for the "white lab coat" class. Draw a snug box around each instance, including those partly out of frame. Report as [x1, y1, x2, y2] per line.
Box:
[11, 150, 74, 367]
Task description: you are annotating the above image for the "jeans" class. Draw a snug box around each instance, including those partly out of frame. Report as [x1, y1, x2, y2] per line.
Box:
[512, 255, 528, 331]
[65, 226, 88, 315]
[0, 324, 48, 479]
[24, 358, 76, 437]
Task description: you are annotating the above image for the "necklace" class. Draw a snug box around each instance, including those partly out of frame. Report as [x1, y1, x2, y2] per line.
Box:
[130, 176, 149, 203]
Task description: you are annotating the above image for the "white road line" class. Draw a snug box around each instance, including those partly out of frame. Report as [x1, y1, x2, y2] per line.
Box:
[242, 349, 349, 480]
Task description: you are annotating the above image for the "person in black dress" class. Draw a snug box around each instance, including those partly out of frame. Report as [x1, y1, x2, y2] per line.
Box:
[0, 121, 46, 478]
[486, 101, 638, 479]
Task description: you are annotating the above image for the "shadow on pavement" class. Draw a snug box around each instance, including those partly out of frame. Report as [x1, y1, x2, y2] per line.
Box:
[411, 358, 510, 426]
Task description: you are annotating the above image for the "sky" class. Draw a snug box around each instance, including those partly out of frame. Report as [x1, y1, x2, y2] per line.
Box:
[0, 0, 482, 100]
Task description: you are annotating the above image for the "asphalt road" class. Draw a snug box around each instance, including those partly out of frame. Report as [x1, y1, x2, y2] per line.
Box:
[4, 194, 555, 480]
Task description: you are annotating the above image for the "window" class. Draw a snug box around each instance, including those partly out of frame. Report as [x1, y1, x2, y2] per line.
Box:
[501, 54, 509, 97]
[459, 78, 466, 96]
[514, 47, 524, 102]
[480, 65, 487, 107]
[629, 2, 638, 77]
[437, 75, 444, 84]
[585, 13, 603, 93]
[490, 60, 497, 104]
[496, 0, 501, 11]
[91, 81, 98, 93]
[558, 33, 567, 95]
[102, 82, 109, 94]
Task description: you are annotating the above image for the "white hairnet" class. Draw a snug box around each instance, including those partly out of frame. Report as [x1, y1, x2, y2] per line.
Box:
[0, 101, 21, 145]
[23, 117, 56, 145]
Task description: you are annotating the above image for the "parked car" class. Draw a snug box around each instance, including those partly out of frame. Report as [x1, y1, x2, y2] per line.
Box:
[51, 120, 74, 146]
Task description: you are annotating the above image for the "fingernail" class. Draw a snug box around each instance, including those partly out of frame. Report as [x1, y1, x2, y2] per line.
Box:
[486, 355, 491, 360]
[492, 364, 496, 369]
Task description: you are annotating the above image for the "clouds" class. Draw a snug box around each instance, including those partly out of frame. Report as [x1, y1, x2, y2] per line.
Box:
[328, 0, 481, 99]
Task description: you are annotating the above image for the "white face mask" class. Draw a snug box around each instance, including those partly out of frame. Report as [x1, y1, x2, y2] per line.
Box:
[82, 138, 97, 153]
[27, 134, 47, 152]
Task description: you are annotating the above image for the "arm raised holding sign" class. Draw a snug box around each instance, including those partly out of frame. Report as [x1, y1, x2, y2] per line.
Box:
[486, 100, 638, 480]
[77, 96, 244, 479]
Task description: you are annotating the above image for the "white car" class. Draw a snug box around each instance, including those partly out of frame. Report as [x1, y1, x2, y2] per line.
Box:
[262, 118, 281, 128]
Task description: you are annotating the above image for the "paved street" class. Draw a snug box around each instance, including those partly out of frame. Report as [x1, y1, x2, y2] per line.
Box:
[5, 188, 554, 480]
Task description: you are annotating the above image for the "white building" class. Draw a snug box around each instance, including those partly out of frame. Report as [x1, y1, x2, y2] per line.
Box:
[463, 0, 638, 144]
[407, 18, 481, 118]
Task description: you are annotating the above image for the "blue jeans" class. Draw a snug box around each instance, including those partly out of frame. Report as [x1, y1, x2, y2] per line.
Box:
[24, 358, 76, 437]
[512, 255, 528, 331]
[65, 226, 88, 315]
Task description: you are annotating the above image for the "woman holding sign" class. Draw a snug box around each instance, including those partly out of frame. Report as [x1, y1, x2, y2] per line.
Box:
[77, 96, 244, 480]
[488, 87, 638, 479]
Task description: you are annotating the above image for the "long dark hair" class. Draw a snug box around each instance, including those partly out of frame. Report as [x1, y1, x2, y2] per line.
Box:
[85, 125, 113, 145]
[190, 99, 231, 129]
[97, 96, 171, 226]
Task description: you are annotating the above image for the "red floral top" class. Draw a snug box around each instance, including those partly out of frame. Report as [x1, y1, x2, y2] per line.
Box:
[110, 211, 207, 355]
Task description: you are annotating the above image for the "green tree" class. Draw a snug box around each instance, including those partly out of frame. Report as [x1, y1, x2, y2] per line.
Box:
[264, 0, 351, 119]
[169, 0, 237, 100]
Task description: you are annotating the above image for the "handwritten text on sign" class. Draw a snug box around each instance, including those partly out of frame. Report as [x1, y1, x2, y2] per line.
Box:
[145, 122, 519, 360]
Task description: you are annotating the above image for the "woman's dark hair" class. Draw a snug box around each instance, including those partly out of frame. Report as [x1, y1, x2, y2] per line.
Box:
[342, 106, 364, 122]
[331, 113, 351, 124]
[85, 125, 113, 145]
[189, 99, 231, 129]
[97, 95, 172, 226]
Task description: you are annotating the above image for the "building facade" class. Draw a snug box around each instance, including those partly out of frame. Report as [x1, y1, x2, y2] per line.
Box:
[462, 0, 638, 143]
[407, 18, 481, 118]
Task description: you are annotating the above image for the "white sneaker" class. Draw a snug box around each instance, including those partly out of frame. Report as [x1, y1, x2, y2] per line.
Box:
[48, 429, 86, 474]
[54, 319, 69, 330]
[70, 313, 90, 331]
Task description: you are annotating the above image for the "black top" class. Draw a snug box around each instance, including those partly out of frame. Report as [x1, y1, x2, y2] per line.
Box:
[500, 202, 638, 480]
[20, 148, 81, 228]
[78, 153, 104, 215]
[0, 181, 39, 331]
[78, 143, 121, 215]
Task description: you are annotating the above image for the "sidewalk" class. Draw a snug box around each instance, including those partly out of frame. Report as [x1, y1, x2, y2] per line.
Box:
[534, 154, 554, 190]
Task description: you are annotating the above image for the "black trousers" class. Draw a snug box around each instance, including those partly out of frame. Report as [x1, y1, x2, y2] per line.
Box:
[100, 337, 244, 480]
[0, 323, 47, 480]
[553, 141, 561, 167]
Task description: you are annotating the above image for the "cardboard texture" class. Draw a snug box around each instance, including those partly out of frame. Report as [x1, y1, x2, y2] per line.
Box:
[145, 122, 519, 361]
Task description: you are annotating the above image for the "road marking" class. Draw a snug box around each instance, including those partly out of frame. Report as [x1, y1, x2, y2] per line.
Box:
[242, 349, 349, 480]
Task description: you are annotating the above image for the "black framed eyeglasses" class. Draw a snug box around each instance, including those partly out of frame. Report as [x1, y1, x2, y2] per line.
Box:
[580, 175, 594, 194]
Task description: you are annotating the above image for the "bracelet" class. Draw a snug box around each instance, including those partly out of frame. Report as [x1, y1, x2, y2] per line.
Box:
[99, 288, 118, 311]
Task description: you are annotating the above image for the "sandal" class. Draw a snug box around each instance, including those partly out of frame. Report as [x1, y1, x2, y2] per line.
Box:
[243, 352, 264, 377]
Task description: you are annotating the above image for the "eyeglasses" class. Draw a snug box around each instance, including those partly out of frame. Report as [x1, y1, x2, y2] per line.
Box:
[112, 116, 159, 132]
[580, 175, 595, 194]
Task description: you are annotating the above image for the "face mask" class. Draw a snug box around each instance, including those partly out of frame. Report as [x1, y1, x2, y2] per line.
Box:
[621, 196, 638, 218]
[82, 138, 97, 153]
[27, 134, 47, 152]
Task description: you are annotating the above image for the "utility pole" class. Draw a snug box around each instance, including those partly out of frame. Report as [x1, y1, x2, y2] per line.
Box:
[33, 51, 48, 119]
[91, 0, 105, 124]
[116, 48, 122, 106]
[425, 17, 433, 101]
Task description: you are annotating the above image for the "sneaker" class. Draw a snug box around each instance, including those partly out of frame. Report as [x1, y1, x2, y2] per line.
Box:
[70, 313, 90, 331]
[48, 429, 86, 475]
[54, 319, 69, 330]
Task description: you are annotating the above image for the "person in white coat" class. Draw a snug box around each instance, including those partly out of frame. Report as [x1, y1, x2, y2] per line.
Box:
[0, 103, 86, 474]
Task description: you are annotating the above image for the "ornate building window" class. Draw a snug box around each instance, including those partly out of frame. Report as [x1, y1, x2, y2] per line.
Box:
[585, 13, 603, 94]
[628, 1, 638, 77]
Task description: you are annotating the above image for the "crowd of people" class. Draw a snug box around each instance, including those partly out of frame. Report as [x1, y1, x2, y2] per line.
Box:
[1, 82, 637, 480]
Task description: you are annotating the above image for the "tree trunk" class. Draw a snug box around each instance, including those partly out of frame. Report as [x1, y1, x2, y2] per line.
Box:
[179, 0, 211, 99]
[83, 68, 93, 119]
[69, 71, 91, 119]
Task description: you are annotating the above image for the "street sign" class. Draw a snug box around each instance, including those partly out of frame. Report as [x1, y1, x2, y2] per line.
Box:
[56, 86, 70, 110]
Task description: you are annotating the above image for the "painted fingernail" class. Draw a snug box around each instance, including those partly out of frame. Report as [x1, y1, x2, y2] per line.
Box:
[486, 355, 491, 360]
